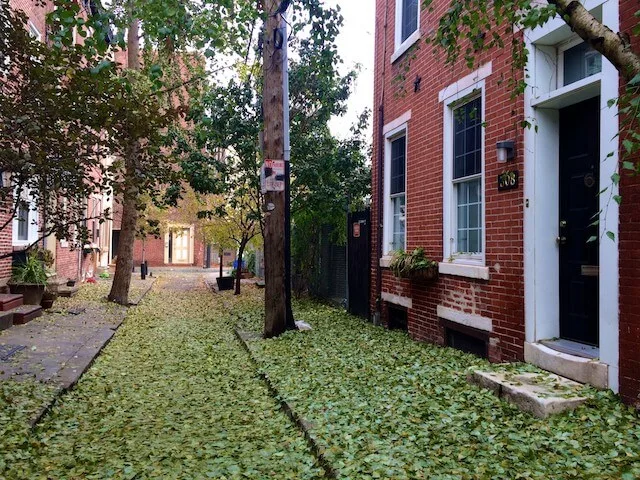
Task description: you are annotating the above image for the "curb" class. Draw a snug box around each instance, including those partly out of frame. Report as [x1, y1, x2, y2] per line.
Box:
[234, 330, 338, 480]
[128, 277, 158, 306]
[29, 278, 158, 429]
[29, 313, 125, 429]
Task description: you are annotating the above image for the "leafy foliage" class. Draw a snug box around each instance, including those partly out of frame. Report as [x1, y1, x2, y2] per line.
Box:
[11, 253, 48, 285]
[0, 276, 323, 478]
[389, 248, 438, 278]
[229, 289, 640, 479]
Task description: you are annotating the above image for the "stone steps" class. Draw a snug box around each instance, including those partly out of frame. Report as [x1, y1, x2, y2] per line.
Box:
[0, 294, 24, 312]
[11, 305, 43, 325]
[0, 294, 43, 328]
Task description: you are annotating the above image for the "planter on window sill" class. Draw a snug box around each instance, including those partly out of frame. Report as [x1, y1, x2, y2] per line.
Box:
[389, 248, 439, 282]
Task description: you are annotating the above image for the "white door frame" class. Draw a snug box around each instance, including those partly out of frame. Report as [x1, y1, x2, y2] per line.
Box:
[523, 0, 619, 390]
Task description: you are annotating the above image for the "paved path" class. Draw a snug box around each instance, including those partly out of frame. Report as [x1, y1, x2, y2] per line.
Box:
[1, 273, 322, 479]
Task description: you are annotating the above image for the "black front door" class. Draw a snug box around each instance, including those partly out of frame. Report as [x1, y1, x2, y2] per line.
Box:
[558, 97, 600, 346]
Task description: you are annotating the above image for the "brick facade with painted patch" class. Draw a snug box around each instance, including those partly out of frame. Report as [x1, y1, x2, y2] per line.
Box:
[372, 0, 640, 405]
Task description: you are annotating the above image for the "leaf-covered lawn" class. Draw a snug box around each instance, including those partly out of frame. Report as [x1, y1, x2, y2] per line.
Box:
[234, 290, 640, 480]
[1, 275, 323, 479]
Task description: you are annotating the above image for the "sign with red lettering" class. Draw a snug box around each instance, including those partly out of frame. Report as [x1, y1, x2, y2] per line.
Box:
[353, 223, 361, 238]
[261, 160, 285, 193]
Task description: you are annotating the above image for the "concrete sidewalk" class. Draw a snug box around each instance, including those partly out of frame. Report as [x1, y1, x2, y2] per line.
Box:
[0, 277, 155, 425]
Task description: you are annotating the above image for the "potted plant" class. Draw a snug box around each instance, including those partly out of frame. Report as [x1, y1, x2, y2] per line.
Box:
[389, 248, 438, 281]
[216, 275, 235, 291]
[9, 253, 48, 305]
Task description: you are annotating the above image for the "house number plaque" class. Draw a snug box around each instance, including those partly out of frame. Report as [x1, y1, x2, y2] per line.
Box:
[498, 170, 519, 191]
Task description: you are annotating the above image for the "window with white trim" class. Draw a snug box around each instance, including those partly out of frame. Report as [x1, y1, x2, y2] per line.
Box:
[384, 127, 407, 254]
[443, 85, 485, 265]
[28, 21, 42, 42]
[453, 97, 483, 255]
[12, 197, 39, 246]
[393, 0, 420, 60]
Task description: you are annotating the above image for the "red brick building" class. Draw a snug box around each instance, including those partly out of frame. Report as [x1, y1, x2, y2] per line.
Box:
[3, 0, 115, 287]
[372, 0, 639, 406]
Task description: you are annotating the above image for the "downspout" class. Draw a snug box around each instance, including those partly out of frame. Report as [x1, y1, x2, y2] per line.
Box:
[375, 0, 390, 323]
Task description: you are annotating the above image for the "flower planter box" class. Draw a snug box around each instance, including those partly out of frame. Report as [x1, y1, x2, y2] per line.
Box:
[216, 276, 235, 291]
[9, 283, 46, 305]
[410, 266, 438, 282]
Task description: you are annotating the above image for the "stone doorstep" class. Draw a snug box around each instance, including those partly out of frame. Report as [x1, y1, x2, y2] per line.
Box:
[524, 342, 609, 389]
[57, 285, 80, 298]
[469, 370, 589, 419]
[11, 305, 44, 325]
[0, 294, 24, 312]
[0, 311, 13, 331]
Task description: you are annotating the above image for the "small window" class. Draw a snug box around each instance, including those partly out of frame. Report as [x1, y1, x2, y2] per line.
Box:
[400, 0, 419, 44]
[389, 135, 406, 252]
[17, 203, 29, 241]
[563, 42, 602, 86]
[28, 21, 42, 42]
[453, 97, 483, 255]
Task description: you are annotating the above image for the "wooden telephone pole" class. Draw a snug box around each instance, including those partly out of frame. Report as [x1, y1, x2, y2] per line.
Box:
[263, 0, 295, 337]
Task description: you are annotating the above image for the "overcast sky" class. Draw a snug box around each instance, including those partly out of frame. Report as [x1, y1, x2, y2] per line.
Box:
[327, 0, 375, 139]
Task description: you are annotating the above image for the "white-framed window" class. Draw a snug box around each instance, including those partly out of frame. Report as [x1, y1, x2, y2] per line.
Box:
[28, 21, 42, 42]
[558, 37, 602, 88]
[12, 196, 39, 247]
[383, 124, 408, 254]
[443, 83, 485, 265]
[392, 0, 420, 62]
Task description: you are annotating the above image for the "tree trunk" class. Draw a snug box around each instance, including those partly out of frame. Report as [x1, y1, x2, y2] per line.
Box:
[108, 8, 140, 305]
[108, 174, 138, 304]
[235, 239, 246, 295]
[551, 0, 640, 81]
[219, 249, 223, 278]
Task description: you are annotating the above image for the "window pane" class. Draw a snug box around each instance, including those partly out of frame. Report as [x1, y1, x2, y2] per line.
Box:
[456, 178, 482, 254]
[17, 203, 29, 241]
[390, 136, 406, 195]
[563, 41, 602, 86]
[392, 195, 406, 251]
[401, 0, 418, 43]
[453, 97, 482, 179]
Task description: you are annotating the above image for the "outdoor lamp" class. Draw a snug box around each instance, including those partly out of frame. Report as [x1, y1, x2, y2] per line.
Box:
[496, 141, 515, 163]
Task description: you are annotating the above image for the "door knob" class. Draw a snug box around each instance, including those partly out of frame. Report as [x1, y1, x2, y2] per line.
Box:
[556, 236, 567, 245]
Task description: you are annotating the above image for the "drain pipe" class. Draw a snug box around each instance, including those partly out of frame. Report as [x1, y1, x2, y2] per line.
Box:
[374, 0, 390, 325]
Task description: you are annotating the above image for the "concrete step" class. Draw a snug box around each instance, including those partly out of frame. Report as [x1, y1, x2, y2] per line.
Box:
[0, 294, 24, 311]
[58, 285, 80, 298]
[11, 305, 43, 325]
[0, 311, 13, 331]
[469, 369, 589, 418]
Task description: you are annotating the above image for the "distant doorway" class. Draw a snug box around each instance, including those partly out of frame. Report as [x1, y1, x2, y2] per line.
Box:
[165, 226, 194, 265]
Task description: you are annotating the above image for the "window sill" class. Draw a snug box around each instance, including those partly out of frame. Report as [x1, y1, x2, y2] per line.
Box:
[439, 261, 490, 280]
[391, 30, 421, 64]
[380, 256, 393, 268]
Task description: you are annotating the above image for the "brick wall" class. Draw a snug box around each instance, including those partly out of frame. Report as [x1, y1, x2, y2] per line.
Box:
[371, 0, 526, 362]
[55, 244, 80, 281]
[0, 207, 13, 289]
[618, 0, 640, 407]
[132, 230, 206, 268]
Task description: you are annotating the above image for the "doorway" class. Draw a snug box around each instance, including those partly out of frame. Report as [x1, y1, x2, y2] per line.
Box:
[558, 97, 600, 346]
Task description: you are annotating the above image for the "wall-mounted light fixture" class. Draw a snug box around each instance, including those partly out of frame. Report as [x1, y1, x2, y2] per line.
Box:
[496, 141, 516, 163]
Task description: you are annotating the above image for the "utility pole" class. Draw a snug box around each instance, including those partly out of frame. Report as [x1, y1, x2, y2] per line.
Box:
[262, 0, 296, 337]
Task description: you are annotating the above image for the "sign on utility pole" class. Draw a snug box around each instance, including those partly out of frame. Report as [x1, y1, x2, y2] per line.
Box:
[262, 0, 296, 338]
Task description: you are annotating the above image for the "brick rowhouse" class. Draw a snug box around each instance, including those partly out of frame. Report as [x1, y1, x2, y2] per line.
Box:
[372, 0, 640, 406]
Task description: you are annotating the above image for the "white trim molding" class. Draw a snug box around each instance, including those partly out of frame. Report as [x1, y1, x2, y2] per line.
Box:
[523, 0, 619, 391]
[439, 62, 492, 103]
[441, 78, 487, 267]
[437, 305, 492, 332]
[439, 262, 490, 280]
[391, 0, 421, 64]
[382, 291, 412, 309]
[383, 110, 412, 135]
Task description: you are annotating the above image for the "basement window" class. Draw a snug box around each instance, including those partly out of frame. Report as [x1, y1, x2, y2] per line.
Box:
[442, 319, 488, 358]
[388, 305, 408, 331]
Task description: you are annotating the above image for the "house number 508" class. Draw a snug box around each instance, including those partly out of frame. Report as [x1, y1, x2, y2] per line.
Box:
[498, 170, 519, 191]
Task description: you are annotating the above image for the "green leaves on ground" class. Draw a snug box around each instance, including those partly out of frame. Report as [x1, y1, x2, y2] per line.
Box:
[232, 291, 640, 479]
[0, 276, 323, 479]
